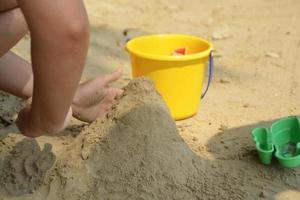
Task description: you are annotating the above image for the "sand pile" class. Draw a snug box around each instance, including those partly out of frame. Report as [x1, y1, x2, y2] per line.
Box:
[77, 77, 204, 199]
[48, 77, 208, 199]
[0, 78, 208, 199]
[2, 78, 294, 200]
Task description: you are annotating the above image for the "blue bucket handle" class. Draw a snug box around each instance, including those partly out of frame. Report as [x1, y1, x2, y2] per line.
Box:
[201, 51, 213, 99]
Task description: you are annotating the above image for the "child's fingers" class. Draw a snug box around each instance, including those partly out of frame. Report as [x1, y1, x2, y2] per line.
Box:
[103, 68, 123, 84]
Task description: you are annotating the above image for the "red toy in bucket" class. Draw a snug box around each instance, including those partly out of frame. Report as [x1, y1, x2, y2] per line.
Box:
[172, 47, 187, 56]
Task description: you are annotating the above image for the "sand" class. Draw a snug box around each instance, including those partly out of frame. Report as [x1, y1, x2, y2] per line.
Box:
[0, 78, 214, 199]
[0, 78, 299, 200]
[1, 0, 300, 199]
[0, 139, 55, 196]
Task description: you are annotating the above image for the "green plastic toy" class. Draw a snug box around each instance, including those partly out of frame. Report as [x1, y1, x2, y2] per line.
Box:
[252, 116, 300, 168]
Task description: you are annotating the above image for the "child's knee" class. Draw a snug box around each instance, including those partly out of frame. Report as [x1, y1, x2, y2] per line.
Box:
[64, 17, 90, 43]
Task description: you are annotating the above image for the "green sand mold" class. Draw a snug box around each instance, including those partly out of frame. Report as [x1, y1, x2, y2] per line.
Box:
[252, 116, 300, 168]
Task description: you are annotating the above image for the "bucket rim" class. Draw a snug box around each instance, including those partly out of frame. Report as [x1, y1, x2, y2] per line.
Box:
[126, 34, 213, 61]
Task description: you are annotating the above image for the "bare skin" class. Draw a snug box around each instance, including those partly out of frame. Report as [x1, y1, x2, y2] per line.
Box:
[72, 69, 123, 122]
[0, 0, 123, 137]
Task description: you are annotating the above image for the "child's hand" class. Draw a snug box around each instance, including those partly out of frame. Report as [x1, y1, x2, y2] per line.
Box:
[72, 69, 123, 122]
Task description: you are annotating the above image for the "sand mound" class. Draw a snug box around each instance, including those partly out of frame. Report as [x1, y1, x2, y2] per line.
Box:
[0, 78, 206, 199]
[1, 78, 286, 200]
[45, 77, 205, 199]
[78, 77, 203, 199]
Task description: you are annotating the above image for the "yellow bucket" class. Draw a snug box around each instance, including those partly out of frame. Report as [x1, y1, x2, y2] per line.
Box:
[126, 34, 213, 120]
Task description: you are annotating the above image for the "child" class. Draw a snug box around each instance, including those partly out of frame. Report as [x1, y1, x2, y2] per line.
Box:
[0, 0, 123, 137]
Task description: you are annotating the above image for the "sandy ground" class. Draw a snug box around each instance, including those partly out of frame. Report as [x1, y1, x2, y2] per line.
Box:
[1, 0, 300, 199]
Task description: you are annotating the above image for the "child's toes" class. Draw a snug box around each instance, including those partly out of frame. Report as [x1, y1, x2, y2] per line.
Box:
[97, 88, 118, 115]
[112, 88, 124, 99]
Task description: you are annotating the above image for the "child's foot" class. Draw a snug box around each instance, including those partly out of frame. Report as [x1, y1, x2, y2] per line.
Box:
[72, 69, 123, 122]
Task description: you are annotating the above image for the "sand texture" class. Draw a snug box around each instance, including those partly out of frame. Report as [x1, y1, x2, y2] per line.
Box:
[0, 78, 299, 200]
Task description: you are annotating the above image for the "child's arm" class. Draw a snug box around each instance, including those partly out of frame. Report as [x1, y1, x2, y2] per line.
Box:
[16, 0, 89, 137]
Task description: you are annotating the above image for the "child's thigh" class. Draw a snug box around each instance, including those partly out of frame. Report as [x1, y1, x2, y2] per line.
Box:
[0, 0, 18, 12]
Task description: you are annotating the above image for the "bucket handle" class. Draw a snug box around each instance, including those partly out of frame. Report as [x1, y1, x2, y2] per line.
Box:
[201, 51, 213, 99]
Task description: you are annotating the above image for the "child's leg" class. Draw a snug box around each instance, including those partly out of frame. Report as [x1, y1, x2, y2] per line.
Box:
[0, 6, 32, 99]
[0, 0, 18, 12]
[0, 50, 123, 123]
[0, 5, 121, 123]
[15, 0, 90, 136]
[0, 7, 28, 56]
[0, 0, 122, 134]
[0, 51, 33, 99]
